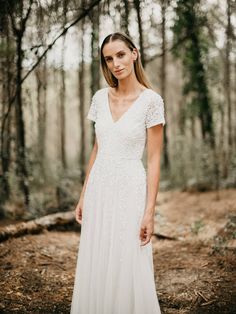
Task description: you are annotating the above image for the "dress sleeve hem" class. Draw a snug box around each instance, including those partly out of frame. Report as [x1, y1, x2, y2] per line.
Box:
[146, 119, 166, 128]
[86, 114, 96, 122]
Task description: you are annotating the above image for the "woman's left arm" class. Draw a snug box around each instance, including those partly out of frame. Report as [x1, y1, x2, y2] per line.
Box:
[139, 124, 164, 246]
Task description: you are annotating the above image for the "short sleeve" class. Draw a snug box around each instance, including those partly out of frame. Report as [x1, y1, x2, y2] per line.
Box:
[86, 93, 97, 122]
[145, 93, 166, 128]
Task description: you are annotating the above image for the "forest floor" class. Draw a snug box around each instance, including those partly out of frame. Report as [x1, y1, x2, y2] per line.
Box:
[0, 188, 235, 314]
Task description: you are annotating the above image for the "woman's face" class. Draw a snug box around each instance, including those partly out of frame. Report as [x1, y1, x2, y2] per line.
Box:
[102, 40, 138, 80]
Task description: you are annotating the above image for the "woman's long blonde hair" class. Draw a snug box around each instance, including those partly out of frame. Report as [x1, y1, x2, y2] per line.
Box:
[100, 32, 152, 89]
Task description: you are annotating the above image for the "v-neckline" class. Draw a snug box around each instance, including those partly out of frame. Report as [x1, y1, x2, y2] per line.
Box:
[106, 87, 148, 125]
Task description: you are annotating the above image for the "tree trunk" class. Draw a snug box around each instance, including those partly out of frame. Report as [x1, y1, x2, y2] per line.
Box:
[220, 104, 228, 178]
[90, 3, 100, 144]
[191, 31, 215, 148]
[60, 0, 68, 170]
[7, 0, 33, 207]
[120, 0, 130, 36]
[35, 57, 47, 180]
[225, 0, 233, 155]
[133, 0, 145, 67]
[15, 34, 30, 206]
[0, 23, 12, 202]
[234, 53, 236, 149]
[0, 212, 78, 243]
[160, 0, 169, 170]
[35, 5, 48, 181]
[78, 19, 86, 184]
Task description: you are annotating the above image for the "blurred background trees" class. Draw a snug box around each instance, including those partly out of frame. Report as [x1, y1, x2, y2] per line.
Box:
[0, 0, 235, 220]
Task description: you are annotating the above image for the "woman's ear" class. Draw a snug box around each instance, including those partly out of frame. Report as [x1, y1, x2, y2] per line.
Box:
[132, 48, 138, 61]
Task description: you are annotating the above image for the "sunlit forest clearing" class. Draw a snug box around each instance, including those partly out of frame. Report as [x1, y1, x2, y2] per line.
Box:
[0, 0, 235, 313]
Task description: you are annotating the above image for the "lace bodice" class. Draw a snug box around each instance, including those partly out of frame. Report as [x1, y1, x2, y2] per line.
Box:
[87, 87, 166, 160]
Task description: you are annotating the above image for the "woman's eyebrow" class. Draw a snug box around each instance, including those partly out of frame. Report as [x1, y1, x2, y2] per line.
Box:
[104, 50, 125, 58]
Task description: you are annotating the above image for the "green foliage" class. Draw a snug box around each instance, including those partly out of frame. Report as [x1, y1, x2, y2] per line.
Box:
[172, 0, 214, 140]
[211, 214, 236, 254]
[190, 219, 205, 235]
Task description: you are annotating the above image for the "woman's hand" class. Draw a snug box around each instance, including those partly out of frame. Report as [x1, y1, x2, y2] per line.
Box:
[74, 197, 84, 225]
[139, 212, 155, 246]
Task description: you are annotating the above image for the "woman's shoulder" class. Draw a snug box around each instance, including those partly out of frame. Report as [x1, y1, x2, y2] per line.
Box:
[144, 88, 163, 99]
[144, 89, 166, 127]
[143, 89, 164, 109]
[92, 87, 108, 99]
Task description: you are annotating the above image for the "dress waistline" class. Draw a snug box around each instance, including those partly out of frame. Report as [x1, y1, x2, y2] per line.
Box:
[95, 154, 141, 161]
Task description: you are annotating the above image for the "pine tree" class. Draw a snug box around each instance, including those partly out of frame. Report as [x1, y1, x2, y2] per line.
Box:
[172, 0, 215, 147]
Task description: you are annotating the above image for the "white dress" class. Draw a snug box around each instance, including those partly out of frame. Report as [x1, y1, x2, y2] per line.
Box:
[70, 87, 166, 314]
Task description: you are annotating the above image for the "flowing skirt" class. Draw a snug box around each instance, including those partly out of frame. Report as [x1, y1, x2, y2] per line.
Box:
[70, 156, 162, 314]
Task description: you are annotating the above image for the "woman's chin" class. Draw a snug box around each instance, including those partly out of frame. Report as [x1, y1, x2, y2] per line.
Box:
[115, 72, 131, 80]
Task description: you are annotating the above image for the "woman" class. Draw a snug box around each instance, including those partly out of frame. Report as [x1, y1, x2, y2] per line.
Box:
[70, 32, 165, 314]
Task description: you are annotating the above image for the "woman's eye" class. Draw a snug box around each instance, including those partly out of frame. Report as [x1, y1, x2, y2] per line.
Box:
[105, 54, 124, 62]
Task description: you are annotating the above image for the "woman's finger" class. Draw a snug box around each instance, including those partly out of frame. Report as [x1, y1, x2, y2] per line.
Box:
[140, 225, 153, 246]
[75, 208, 82, 224]
[139, 226, 146, 240]
[140, 235, 151, 246]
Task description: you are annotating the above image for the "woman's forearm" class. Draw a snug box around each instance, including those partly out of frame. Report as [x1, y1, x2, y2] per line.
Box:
[144, 157, 161, 217]
[144, 124, 164, 218]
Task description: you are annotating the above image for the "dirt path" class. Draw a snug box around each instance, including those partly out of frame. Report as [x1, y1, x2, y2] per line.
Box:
[0, 189, 235, 313]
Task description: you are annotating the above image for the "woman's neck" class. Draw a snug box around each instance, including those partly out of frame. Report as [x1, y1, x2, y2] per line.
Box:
[115, 71, 145, 96]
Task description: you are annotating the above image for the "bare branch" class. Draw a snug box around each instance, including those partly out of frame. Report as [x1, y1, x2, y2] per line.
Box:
[22, 0, 102, 83]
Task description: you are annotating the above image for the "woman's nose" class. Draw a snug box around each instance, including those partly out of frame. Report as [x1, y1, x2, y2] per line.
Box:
[113, 58, 120, 67]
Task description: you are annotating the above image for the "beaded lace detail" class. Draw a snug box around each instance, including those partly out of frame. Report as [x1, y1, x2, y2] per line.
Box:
[145, 92, 166, 128]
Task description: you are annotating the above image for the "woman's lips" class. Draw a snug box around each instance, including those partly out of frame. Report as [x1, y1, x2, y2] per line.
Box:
[114, 69, 124, 74]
